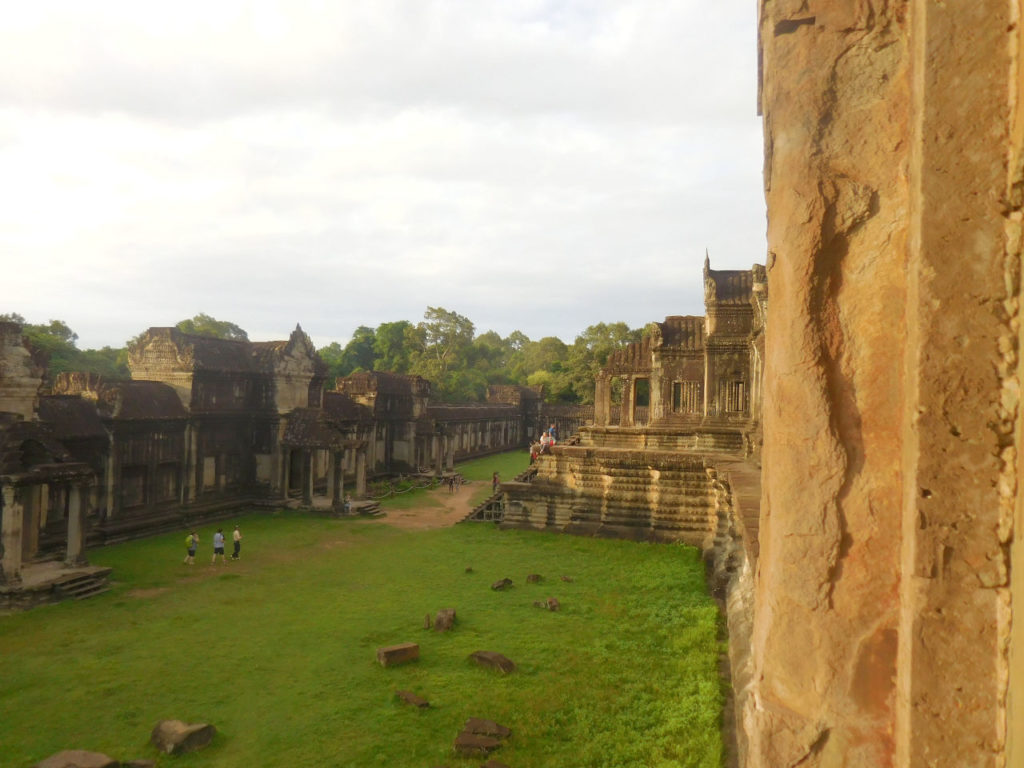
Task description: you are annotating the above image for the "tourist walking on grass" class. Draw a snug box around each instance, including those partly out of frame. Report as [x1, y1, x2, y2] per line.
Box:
[492, 471, 500, 494]
[231, 525, 242, 560]
[212, 528, 226, 565]
[184, 531, 198, 565]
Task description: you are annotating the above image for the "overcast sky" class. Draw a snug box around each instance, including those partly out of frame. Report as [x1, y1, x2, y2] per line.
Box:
[0, 0, 765, 351]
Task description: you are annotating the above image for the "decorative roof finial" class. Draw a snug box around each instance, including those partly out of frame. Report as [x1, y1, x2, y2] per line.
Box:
[704, 249, 710, 271]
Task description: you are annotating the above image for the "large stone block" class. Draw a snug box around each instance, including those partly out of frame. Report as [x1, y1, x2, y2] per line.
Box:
[34, 751, 119, 768]
[149, 720, 216, 755]
[469, 650, 516, 674]
[377, 642, 420, 667]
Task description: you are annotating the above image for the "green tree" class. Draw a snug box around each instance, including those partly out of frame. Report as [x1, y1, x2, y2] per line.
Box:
[521, 336, 569, 376]
[468, 330, 513, 384]
[566, 322, 643, 403]
[75, 347, 131, 379]
[372, 321, 413, 373]
[0, 315, 129, 381]
[405, 307, 477, 403]
[339, 326, 376, 375]
[318, 342, 345, 388]
[407, 307, 475, 392]
[505, 330, 530, 352]
[175, 313, 248, 341]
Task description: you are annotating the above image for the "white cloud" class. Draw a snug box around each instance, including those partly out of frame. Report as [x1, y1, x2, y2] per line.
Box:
[0, 0, 765, 350]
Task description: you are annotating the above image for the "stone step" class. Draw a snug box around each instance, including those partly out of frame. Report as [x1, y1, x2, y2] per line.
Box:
[567, 484, 714, 500]
[54, 574, 111, 601]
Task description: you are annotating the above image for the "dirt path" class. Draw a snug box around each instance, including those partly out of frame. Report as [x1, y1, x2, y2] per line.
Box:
[375, 480, 486, 530]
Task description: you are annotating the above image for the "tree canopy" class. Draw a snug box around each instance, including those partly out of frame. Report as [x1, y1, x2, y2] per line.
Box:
[3, 309, 646, 403]
[0, 313, 128, 381]
[175, 313, 249, 341]
[310, 309, 644, 404]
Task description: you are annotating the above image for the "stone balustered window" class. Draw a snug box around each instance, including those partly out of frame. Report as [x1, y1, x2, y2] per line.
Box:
[725, 381, 746, 413]
[673, 381, 702, 414]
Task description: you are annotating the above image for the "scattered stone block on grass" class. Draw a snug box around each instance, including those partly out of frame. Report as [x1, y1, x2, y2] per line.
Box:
[465, 566, 474, 573]
[453, 732, 502, 757]
[377, 642, 420, 667]
[34, 750, 119, 768]
[491, 578, 513, 591]
[464, 718, 512, 739]
[453, 717, 512, 758]
[526, 573, 542, 583]
[150, 720, 216, 755]
[560, 575, 573, 582]
[469, 650, 516, 674]
[434, 607, 456, 631]
[395, 689, 430, 708]
[424, 613, 432, 629]
[546, 597, 560, 611]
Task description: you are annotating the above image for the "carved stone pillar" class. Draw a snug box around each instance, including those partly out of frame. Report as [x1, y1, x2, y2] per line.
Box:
[434, 435, 443, 475]
[301, 450, 313, 506]
[355, 448, 367, 497]
[620, 376, 635, 427]
[106, 435, 118, 518]
[446, 437, 455, 471]
[185, 425, 197, 504]
[64, 483, 87, 567]
[326, 449, 336, 504]
[1, 484, 23, 585]
[39, 483, 50, 528]
[282, 448, 291, 500]
[332, 451, 345, 510]
[594, 376, 610, 426]
[650, 376, 666, 424]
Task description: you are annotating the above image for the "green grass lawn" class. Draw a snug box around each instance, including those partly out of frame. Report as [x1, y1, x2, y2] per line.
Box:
[377, 448, 530, 511]
[0, 513, 723, 768]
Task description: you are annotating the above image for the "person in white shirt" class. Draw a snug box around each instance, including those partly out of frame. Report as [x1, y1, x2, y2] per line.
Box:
[211, 529, 226, 565]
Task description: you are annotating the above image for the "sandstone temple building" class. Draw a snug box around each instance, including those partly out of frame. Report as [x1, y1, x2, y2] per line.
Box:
[496, 257, 764, 555]
[0, 255, 767, 612]
[9, 2, 1024, 761]
[0, 321, 587, 596]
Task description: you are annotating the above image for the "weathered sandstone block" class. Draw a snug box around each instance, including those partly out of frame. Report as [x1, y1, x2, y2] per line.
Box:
[434, 608, 456, 631]
[149, 720, 216, 755]
[469, 650, 516, 674]
[377, 642, 419, 667]
[452, 732, 501, 757]
[34, 751, 119, 768]
[395, 689, 429, 708]
[463, 718, 511, 739]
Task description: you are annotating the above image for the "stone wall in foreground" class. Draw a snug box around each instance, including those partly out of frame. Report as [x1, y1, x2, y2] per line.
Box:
[752, 2, 1022, 766]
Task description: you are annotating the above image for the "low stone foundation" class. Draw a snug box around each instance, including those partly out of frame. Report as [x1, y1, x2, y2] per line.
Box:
[0, 563, 112, 614]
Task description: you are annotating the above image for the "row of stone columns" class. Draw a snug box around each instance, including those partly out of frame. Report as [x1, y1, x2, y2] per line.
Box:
[594, 374, 655, 427]
[432, 434, 456, 475]
[279, 445, 368, 508]
[1, 481, 88, 586]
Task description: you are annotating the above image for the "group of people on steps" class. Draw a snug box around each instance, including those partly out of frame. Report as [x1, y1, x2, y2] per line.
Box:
[530, 423, 559, 462]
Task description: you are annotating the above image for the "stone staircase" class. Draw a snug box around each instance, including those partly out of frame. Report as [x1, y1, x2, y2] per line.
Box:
[577, 425, 745, 454]
[462, 466, 538, 523]
[499, 450, 719, 545]
[53, 570, 112, 601]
